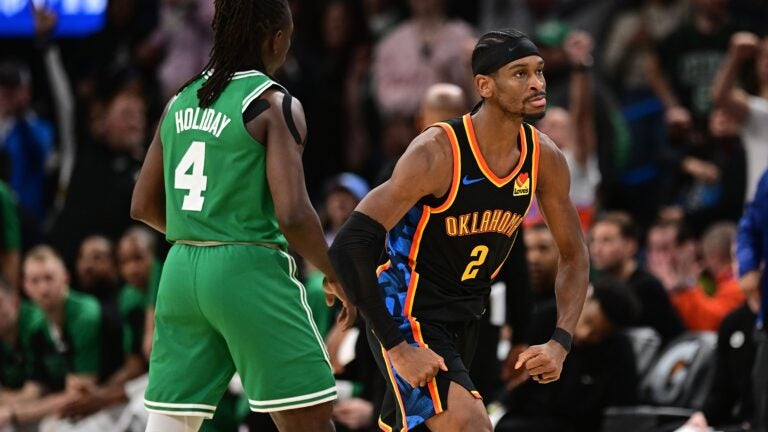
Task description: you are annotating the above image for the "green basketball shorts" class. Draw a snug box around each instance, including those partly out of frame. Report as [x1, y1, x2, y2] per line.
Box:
[144, 243, 336, 418]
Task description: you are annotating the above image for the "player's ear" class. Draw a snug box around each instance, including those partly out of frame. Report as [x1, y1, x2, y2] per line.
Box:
[274, 29, 285, 53]
[475, 74, 493, 99]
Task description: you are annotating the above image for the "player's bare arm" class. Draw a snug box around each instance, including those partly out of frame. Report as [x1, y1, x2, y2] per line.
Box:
[131, 114, 167, 234]
[250, 88, 356, 328]
[329, 127, 453, 388]
[357, 127, 452, 229]
[515, 131, 589, 384]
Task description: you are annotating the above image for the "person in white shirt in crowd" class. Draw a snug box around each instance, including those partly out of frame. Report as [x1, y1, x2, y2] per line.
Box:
[711, 31, 768, 204]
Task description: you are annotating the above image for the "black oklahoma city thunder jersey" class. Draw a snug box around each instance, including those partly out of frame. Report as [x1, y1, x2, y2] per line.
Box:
[377, 113, 540, 321]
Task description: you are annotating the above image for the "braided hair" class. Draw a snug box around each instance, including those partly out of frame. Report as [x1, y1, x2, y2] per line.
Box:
[196, 0, 290, 107]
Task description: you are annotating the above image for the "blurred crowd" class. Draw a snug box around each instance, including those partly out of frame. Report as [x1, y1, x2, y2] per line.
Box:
[1, 0, 768, 431]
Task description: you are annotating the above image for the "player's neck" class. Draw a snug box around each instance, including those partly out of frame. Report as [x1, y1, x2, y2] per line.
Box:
[471, 105, 522, 154]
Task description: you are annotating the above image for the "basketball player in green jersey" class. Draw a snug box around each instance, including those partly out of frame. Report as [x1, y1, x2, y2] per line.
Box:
[131, 1, 353, 431]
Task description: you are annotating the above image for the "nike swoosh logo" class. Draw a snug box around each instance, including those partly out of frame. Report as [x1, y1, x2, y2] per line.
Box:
[462, 175, 485, 185]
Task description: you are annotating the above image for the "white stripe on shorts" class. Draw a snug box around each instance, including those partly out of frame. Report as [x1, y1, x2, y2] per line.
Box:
[144, 407, 215, 419]
[248, 386, 337, 406]
[143, 400, 216, 411]
[249, 394, 338, 413]
[279, 251, 333, 368]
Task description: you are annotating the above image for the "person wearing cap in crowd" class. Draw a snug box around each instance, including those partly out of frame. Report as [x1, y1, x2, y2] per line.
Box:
[323, 173, 371, 245]
[329, 28, 588, 431]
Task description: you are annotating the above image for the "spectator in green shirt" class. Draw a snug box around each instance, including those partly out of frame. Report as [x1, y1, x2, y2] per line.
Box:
[115, 226, 161, 360]
[0, 245, 102, 427]
[0, 276, 64, 424]
[56, 236, 148, 421]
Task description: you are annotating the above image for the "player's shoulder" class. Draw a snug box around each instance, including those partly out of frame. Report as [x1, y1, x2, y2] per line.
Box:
[259, 88, 305, 115]
[388, 126, 453, 194]
[407, 125, 453, 166]
[530, 126, 555, 148]
[532, 127, 566, 162]
[246, 87, 306, 144]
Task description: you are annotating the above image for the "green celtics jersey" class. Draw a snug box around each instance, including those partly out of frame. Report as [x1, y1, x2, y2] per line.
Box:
[0, 302, 54, 389]
[160, 70, 287, 247]
[57, 290, 102, 376]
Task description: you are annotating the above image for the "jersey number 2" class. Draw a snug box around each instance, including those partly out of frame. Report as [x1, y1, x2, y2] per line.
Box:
[175, 141, 208, 211]
[461, 245, 489, 281]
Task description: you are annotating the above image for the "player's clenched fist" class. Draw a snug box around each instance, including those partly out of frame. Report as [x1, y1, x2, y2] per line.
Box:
[514, 340, 567, 384]
[388, 342, 448, 388]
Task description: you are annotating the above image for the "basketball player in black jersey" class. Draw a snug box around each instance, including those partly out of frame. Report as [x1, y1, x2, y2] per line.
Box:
[329, 29, 589, 431]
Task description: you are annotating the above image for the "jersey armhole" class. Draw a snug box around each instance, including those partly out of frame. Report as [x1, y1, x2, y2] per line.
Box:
[424, 122, 461, 213]
[241, 82, 289, 147]
[241, 81, 285, 114]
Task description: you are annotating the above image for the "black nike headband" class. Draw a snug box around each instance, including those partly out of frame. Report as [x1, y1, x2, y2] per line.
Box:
[472, 35, 541, 76]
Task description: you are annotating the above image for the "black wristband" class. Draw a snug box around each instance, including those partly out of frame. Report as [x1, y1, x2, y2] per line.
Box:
[550, 327, 572, 352]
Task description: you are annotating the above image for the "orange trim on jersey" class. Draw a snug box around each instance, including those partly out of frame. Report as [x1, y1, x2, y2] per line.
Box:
[431, 123, 462, 213]
[407, 316, 444, 415]
[427, 377, 444, 414]
[463, 114, 527, 188]
[381, 346, 409, 432]
[378, 417, 394, 432]
[470, 390, 483, 400]
[521, 124, 541, 219]
[407, 316, 424, 347]
[377, 260, 392, 277]
[490, 234, 516, 280]
[490, 265, 503, 280]
[490, 125, 539, 280]
[403, 207, 430, 316]
[403, 272, 421, 317]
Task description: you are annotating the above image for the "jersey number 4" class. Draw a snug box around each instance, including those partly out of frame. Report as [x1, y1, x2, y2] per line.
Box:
[175, 141, 208, 211]
[461, 245, 489, 281]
